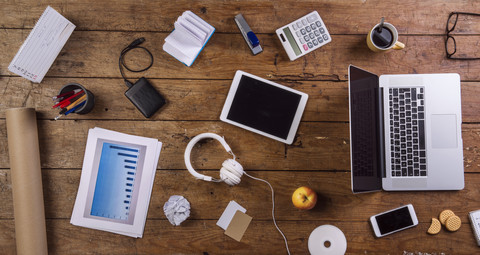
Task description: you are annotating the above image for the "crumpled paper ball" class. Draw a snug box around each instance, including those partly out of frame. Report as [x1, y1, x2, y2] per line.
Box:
[163, 195, 191, 226]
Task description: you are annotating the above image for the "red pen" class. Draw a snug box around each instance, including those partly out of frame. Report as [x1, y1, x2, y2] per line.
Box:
[52, 90, 84, 108]
[59, 92, 86, 109]
[52, 89, 81, 102]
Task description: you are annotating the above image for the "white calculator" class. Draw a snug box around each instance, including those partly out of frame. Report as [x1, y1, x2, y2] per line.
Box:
[276, 11, 331, 61]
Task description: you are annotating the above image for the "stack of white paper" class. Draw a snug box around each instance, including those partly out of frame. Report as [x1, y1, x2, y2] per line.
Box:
[71, 128, 162, 238]
[163, 10, 215, 67]
[8, 6, 75, 83]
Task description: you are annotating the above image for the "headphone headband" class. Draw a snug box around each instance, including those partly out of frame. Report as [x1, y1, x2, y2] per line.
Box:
[184, 133, 233, 182]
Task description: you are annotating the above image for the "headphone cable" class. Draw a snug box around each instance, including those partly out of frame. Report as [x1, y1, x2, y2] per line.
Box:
[244, 172, 291, 255]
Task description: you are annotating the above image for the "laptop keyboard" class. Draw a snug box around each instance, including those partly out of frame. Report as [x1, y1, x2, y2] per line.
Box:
[388, 87, 427, 177]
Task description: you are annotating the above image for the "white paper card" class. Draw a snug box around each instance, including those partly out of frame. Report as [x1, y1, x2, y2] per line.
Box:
[8, 6, 75, 83]
[216, 200, 247, 230]
[70, 128, 162, 238]
[178, 17, 206, 42]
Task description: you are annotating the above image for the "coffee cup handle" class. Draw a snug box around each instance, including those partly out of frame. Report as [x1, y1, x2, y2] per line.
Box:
[393, 41, 405, 50]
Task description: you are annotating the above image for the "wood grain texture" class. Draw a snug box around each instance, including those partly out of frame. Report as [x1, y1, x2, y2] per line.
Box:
[1, 77, 480, 123]
[0, 120, 479, 171]
[1, 0, 480, 34]
[1, 0, 480, 254]
[2, 31, 480, 80]
[1, 170, 480, 223]
[0, 219, 477, 254]
[0, 77, 349, 122]
[1, 120, 348, 170]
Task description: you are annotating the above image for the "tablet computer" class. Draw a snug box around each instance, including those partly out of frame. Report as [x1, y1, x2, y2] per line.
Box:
[220, 70, 308, 144]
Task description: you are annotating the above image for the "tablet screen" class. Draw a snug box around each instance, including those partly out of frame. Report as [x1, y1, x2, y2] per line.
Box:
[226, 75, 302, 139]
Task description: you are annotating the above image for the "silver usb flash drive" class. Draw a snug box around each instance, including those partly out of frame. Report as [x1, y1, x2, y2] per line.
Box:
[234, 14, 263, 55]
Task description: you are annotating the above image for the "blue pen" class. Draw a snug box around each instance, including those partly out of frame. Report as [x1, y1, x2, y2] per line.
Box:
[65, 100, 86, 115]
[54, 100, 86, 120]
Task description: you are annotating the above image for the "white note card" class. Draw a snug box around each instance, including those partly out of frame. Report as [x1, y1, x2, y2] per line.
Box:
[216, 200, 247, 230]
[8, 6, 75, 83]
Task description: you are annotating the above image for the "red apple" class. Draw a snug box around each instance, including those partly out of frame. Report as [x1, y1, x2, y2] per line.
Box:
[292, 186, 317, 210]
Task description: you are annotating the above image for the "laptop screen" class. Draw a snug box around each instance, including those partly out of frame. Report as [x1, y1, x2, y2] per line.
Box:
[349, 65, 384, 193]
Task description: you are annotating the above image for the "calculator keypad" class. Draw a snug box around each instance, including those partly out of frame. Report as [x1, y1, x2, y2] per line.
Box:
[276, 11, 332, 61]
[291, 12, 330, 53]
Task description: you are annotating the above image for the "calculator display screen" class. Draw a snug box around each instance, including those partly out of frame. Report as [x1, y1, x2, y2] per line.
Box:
[283, 27, 302, 56]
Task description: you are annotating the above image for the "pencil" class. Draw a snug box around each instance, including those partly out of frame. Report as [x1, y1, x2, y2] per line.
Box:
[54, 101, 86, 121]
[59, 94, 86, 114]
[65, 101, 86, 116]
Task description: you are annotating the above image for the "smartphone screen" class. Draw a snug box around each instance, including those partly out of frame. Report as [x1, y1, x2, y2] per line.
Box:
[375, 206, 414, 235]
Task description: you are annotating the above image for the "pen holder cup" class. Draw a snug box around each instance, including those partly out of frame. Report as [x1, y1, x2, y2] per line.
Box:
[59, 83, 95, 114]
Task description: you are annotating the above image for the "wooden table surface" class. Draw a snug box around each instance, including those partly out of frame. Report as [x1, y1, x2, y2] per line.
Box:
[1, 1, 480, 254]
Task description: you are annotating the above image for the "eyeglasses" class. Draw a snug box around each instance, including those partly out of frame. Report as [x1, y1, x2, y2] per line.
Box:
[445, 12, 480, 60]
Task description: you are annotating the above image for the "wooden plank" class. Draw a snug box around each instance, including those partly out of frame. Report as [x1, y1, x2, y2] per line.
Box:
[462, 82, 480, 123]
[0, 120, 347, 170]
[0, 77, 349, 122]
[1, 170, 480, 222]
[0, 120, 479, 171]
[2, 78, 480, 123]
[2, 31, 480, 80]
[0, 219, 477, 254]
[1, 1, 480, 34]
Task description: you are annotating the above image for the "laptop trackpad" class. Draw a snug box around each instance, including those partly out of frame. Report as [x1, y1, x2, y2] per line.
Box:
[431, 114, 458, 149]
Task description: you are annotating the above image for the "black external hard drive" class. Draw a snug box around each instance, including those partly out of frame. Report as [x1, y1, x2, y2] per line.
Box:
[124, 77, 166, 118]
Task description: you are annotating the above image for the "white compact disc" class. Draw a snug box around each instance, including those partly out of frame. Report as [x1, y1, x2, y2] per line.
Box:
[308, 225, 347, 255]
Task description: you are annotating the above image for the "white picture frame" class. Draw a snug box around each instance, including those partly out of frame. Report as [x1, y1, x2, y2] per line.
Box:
[70, 128, 161, 238]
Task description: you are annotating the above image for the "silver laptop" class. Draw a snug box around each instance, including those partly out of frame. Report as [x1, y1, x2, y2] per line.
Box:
[348, 65, 464, 193]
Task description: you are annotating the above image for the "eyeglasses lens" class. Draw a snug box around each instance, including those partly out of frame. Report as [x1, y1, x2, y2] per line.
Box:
[447, 13, 458, 32]
[446, 36, 456, 56]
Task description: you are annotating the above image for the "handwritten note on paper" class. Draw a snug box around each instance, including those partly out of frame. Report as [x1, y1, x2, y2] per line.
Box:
[8, 6, 75, 83]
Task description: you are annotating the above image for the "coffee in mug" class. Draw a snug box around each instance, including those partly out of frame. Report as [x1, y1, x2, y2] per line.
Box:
[367, 21, 405, 52]
[372, 27, 394, 48]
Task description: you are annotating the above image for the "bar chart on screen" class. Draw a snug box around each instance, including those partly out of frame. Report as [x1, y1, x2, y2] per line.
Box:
[90, 142, 144, 224]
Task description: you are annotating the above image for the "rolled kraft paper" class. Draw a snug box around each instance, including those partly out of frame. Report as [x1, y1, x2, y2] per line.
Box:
[6, 108, 48, 255]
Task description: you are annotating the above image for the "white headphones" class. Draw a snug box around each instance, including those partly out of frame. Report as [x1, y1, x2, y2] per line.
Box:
[184, 133, 244, 185]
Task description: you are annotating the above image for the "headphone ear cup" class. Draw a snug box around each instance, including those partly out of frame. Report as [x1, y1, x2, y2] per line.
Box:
[225, 159, 244, 177]
[220, 159, 244, 185]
